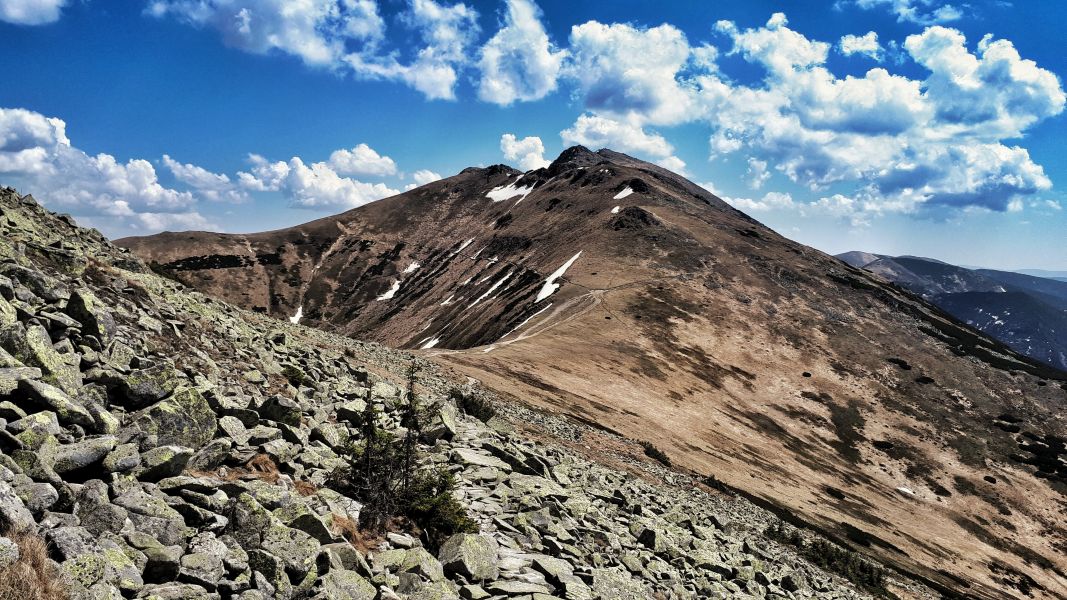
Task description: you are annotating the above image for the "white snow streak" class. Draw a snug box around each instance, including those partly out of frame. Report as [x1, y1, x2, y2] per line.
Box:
[613, 187, 634, 200]
[501, 303, 552, 340]
[289, 306, 303, 324]
[469, 270, 513, 309]
[452, 238, 474, 256]
[896, 486, 915, 496]
[440, 294, 455, 306]
[376, 280, 401, 301]
[420, 338, 441, 349]
[611, 205, 621, 214]
[535, 251, 582, 303]
[402, 261, 420, 274]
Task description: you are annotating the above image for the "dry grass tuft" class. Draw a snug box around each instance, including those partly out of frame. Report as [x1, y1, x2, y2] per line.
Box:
[189, 453, 281, 484]
[331, 513, 387, 555]
[0, 528, 69, 600]
[294, 480, 318, 496]
[245, 454, 281, 484]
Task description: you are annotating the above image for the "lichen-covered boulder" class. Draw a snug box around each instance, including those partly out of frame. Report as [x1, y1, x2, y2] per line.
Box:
[314, 570, 376, 600]
[0, 480, 35, 530]
[1, 323, 81, 394]
[119, 363, 181, 409]
[17, 378, 94, 428]
[53, 436, 117, 474]
[137, 445, 194, 481]
[65, 288, 117, 344]
[0, 536, 18, 569]
[400, 547, 445, 582]
[127, 387, 217, 451]
[438, 534, 499, 581]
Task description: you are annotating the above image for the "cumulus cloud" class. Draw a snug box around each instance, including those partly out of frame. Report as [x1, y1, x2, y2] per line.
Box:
[0, 0, 66, 25]
[477, 0, 565, 105]
[500, 133, 549, 171]
[328, 143, 398, 176]
[842, 0, 962, 25]
[695, 16, 1064, 219]
[239, 153, 400, 211]
[162, 155, 249, 203]
[839, 32, 883, 61]
[566, 21, 697, 126]
[560, 114, 670, 157]
[722, 191, 796, 212]
[746, 157, 770, 189]
[411, 169, 442, 185]
[0, 107, 213, 235]
[559, 114, 688, 173]
[150, 0, 478, 100]
[147, 0, 385, 66]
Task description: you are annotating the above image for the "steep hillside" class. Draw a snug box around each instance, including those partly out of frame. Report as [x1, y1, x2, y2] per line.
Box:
[840, 253, 1067, 371]
[1, 186, 949, 600]
[121, 148, 1067, 599]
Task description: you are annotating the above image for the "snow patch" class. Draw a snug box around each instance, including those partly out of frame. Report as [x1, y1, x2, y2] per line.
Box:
[896, 486, 915, 496]
[402, 261, 420, 274]
[420, 338, 440, 349]
[611, 205, 621, 214]
[613, 187, 634, 200]
[535, 252, 582, 303]
[452, 238, 474, 256]
[469, 270, 513, 309]
[289, 306, 303, 325]
[376, 280, 401, 301]
[486, 176, 534, 202]
[440, 294, 455, 306]
[502, 303, 552, 339]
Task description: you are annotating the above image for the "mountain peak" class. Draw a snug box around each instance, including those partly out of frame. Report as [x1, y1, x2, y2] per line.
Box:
[548, 145, 603, 172]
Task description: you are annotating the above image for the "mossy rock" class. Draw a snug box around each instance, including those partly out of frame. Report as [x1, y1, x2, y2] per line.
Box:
[128, 387, 217, 451]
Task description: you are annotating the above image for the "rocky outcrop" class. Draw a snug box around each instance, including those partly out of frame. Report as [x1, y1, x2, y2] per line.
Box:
[0, 185, 943, 599]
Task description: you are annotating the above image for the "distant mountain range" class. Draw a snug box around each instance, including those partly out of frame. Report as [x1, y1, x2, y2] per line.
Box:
[838, 252, 1067, 371]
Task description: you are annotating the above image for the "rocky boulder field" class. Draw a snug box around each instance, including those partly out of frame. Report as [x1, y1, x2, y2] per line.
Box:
[0, 186, 941, 599]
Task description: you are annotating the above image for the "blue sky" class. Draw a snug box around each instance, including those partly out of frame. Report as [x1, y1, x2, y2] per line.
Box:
[0, 0, 1064, 270]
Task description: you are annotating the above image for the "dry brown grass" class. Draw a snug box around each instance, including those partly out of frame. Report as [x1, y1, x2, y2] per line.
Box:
[330, 514, 370, 553]
[189, 453, 281, 484]
[0, 528, 69, 600]
[294, 480, 318, 496]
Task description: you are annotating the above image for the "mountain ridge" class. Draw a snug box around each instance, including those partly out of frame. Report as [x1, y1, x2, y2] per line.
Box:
[838, 251, 1067, 371]
[120, 148, 1067, 599]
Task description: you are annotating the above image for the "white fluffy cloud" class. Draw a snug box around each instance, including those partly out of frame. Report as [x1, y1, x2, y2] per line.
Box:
[565, 21, 697, 126]
[411, 169, 442, 185]
[559, 114, 689, 174]
[328, 143, 398, 177]
[151, 0, 478, 100]
[147, 0, 385, 66]
[839, 32, 883, 61]
[477, 0, 565, 105]
[0, 0, 65, 25]
[239, 154, 400, 211]
[162, 155, 249, 203]
[500, 133, 549, 171]
[560, 114, 668, 158]
[746, 157, 770, 189]
[843, 0, 962, 25]
[695, 15, 1064, 218]
[0, 107, 212, 234]
[404, 169, 442, 189]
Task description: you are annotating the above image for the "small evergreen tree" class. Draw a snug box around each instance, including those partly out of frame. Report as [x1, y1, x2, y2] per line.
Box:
[328, 361, 476, 547]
